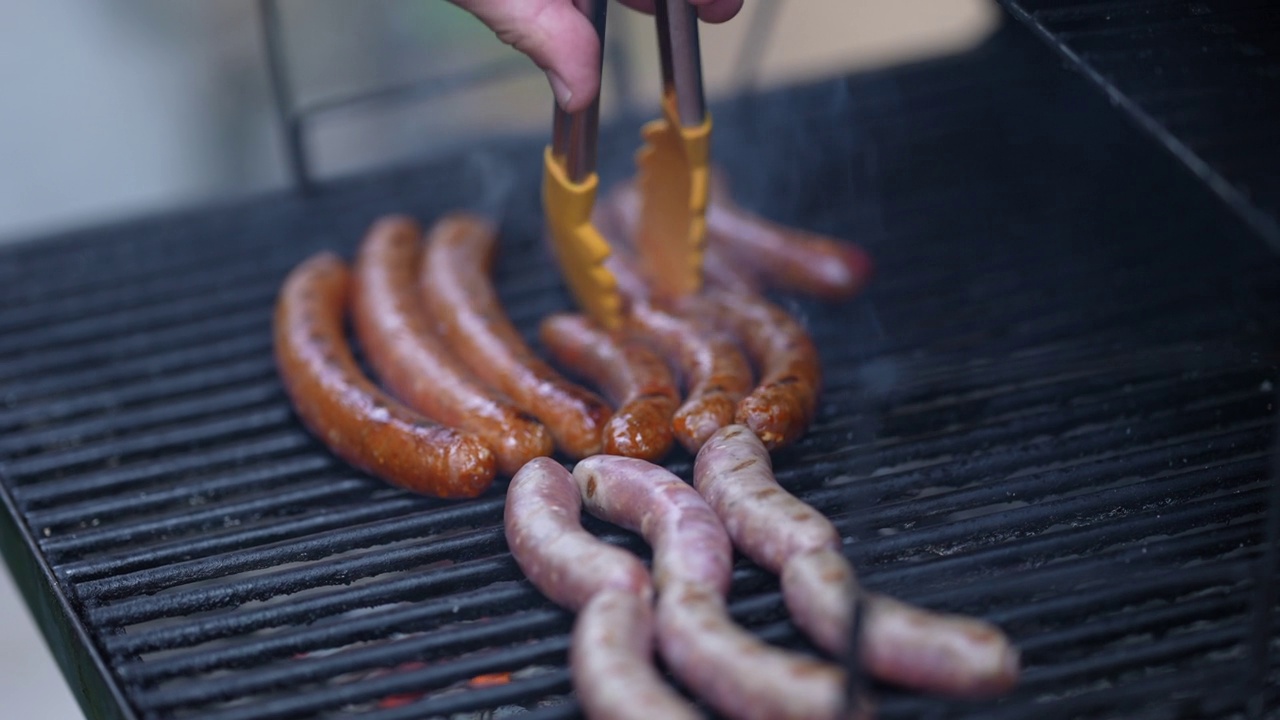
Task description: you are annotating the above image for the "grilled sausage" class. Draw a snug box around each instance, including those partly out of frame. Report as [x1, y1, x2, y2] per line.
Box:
[689, 290, 821, 450]
[571, 589, 701, 720]
[273, 253, 495, 498]
[539, 314, 678, 462]
[505, 457, 651, 611]
[597, 186, 759, 296]
[419, 214, 611, 459]
[602, 177, 873, 301]
[695, 426, 1021, 697]
[602, 252, 755, 453]
[353, 216, 554, 475]
[705, 170, 874, 302]
[656, 581, 852, 720]
[572, 455, 733, 594]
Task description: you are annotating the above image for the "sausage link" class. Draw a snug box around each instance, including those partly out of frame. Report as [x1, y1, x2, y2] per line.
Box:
[655, 581, 852, 720]
[694, 425, 839, 572]
[273, 252, 495, 498]
[540, 314, 678, 461]
[419, 214, 611, 459]
[705, 170, 874, 301]
[859, 591, 1021, 698]
[601, 251, 754, 453]
[695, 425, 1021, 697]
[691, 290, 821, 450]
[353, 216, 554, 475]
[630, 304, 753, 454]
[572, 455, 733, 595]
[603, 177, 873, 301]
[599, 183, 759, 296]
[505, 458, 651, 611]
[571, 589, 701, 720]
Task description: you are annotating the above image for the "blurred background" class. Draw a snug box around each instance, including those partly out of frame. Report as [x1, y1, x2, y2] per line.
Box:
[0, 1, 996, 716]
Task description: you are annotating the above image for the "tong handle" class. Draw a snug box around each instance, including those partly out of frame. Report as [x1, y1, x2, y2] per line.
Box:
[655, 0, 706, 127]
[551, 0, 609, 182]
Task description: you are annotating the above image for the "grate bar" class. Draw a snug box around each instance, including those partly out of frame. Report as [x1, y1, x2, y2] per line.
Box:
[18, 431, 314, 510]
[136, 610, 571, 710]
[0, 356, 276, 433]
[78, 499, 507, 601]
[0, 381, 281, 457]
[3, 407, 294, 481]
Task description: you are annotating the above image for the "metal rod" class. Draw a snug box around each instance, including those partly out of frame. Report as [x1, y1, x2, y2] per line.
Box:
[1248, 386, 1280, 718]
[257, 0, 312, 193]
[551, 0, 607, 181]
[656, 0, 706, 125]
[732, 0, 785, 92]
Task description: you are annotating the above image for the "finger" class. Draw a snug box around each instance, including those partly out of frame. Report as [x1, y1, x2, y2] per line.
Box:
[450, 0, 602, 112]
[617, 0, 744, 23]
[693, 0, 743, 24]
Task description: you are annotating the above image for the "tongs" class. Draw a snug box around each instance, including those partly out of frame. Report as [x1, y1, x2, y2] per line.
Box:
[543, 0, 712, 329]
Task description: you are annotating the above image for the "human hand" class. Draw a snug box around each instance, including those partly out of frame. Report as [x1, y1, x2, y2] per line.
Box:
[448, 0, 743, 113]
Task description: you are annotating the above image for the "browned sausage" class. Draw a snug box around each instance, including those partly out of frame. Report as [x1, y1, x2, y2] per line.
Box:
[688, 290, 821, 450]
[539, 313, 678, 462]
[602, 177, 873, 301]
[696, 425, 1021, 697]
[572, 455, 733, 595]
[352, 216, 554, 476]
[601, 251, 755, 454]
[273, 252, 495, 498]
[706, 171, 874, 301]
[596, 187, 758, 296]
[504, 457, 651, 611]
[655, 581, 853, 720]
[571, 589, 702, 720]
[418, 213, 611, 459]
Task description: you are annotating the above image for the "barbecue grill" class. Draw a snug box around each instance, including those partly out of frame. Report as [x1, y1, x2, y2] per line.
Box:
[2, 2, 1279, 718]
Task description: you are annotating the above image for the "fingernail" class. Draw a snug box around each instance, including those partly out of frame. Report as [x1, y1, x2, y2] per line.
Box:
[548, 72, 573, 110]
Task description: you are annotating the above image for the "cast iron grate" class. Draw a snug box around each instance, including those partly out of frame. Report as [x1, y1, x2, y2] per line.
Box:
[1, 26, 1277, 720]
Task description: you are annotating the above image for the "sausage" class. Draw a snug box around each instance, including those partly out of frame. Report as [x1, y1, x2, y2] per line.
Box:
[539, 314, 678, 462]
[571, 589, 701, 720]
[783, 551, 1019, 697]
[695, 425, 1021, 697]
[694, 425, 839, 572]
[859, 591, 1021, 698]
[352, 216, 554, 475]
[705, 171, 874, 301]
[418, 213, 611, 459]
[655, 581, 853, 720]
[272, 252, 495, 498]
[601, 251, 755, 453]
[596, 187, 758, 296]
[572, 455, 733, 595]
[602, 177, 873, 301]
[504, 458, 651, 611]
[689, 290, 821, 450]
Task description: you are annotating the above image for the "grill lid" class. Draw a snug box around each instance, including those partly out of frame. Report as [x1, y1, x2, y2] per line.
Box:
[0, 25, 1278, 720]
[997, 0, 1280, 250]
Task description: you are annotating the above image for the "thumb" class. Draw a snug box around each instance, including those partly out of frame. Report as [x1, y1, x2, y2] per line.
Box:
[448, 0, 602, 112]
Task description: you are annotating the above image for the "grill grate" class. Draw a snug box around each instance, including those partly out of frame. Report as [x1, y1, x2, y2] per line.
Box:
[2, 25, 1279, 720]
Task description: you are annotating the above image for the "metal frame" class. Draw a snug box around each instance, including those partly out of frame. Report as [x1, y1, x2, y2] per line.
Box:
[0, 472, 139, 720]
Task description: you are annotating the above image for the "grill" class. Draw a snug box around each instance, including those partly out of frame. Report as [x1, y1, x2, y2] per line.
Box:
[2, 16, 1279, 720]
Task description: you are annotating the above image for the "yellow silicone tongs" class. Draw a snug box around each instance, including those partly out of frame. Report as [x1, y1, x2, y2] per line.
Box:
[635, 0, 712, 301]
[544, 0, 711, 329]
